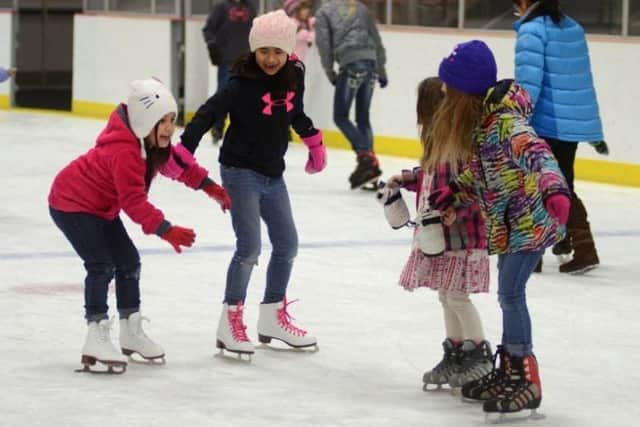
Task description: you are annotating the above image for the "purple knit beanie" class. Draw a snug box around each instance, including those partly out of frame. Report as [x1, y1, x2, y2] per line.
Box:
[438, 40, 497, 96]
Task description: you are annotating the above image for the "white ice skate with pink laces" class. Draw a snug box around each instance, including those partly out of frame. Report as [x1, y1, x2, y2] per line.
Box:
[216, 302, 255, 361]
[257, 298, 318, 351]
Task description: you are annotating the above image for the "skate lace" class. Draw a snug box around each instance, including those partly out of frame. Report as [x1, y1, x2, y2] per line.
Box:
[277, 298, 307, 337]
[228, 303, 250, 342]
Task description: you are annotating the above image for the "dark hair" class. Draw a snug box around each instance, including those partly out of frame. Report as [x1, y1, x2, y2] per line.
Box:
[514, 0, 564, 24]
[232, 51, 299, 92]
[143, 123, 170, 191]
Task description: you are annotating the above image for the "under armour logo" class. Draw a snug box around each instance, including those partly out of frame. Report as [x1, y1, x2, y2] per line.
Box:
[261, 92, 295, 115]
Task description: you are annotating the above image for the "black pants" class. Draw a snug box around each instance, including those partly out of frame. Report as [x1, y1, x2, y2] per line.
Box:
[50, 208, 141, 321]
[545, 138, 577, 194]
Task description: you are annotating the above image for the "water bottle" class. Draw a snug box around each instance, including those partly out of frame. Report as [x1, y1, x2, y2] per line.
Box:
[415, 210, 446, 257]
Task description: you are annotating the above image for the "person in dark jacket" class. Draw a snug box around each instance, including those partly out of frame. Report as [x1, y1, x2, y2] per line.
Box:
[49, 78, 231, 373]
[203, 0, 255, 143]
[513, 0, 605, 274]
[182, 10, 326, 359]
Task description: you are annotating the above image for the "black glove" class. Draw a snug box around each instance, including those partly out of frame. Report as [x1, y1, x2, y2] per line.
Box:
[378, 77, 388, 88]
[207, 44, 220, 66]
[326, 70, 337, 86]
[589, 140, 609, 156]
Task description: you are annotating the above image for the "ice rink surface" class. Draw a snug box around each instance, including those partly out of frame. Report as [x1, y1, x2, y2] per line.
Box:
[1, 110, 639, 426]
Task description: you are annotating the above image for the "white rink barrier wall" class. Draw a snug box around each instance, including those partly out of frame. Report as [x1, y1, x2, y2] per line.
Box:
[0, 11, 13, 108]
[4, 14, 638, 187]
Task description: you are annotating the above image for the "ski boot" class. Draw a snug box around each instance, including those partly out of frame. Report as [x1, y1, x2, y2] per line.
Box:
[216, 302, 255, 361]
[449, 340, 493, 388]
[349, 152, 382, 190]
[76, 318, 128, 374]
[257, 298, 318, 350]
[461, 345, 510, 402]
[483, 354, 544, 423]
[422, 338, 460, 391]
[120, 312, 165, 364]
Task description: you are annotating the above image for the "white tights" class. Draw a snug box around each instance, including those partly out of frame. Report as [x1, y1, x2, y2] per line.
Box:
[438, 289, 485, 343]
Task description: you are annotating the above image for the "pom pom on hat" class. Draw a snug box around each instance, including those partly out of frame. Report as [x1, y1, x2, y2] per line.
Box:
[438, 40, 497, 96]
[127, 78, 177, 139]
[249, 10, 297, 54]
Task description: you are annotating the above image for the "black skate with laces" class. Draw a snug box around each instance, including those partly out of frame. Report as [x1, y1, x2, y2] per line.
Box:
[461, 345, 511, 402]
[422, 338, 461, 391]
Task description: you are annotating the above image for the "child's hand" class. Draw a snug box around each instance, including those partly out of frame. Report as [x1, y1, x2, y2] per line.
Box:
[442, 207, 456, 226]
[386, 174, 403, 188]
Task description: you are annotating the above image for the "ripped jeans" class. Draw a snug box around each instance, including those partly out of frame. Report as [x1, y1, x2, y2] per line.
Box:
[220, 166, 298, 305]
[333, 60, 377, 154]
[49, 208, 141, 322]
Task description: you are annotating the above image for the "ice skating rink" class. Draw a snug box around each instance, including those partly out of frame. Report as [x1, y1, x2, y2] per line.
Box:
[1, 110, 639, 427]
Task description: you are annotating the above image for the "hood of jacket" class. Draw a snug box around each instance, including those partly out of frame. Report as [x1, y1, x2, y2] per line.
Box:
[95, 104, 142, 152]
[483, 79, 533, 119]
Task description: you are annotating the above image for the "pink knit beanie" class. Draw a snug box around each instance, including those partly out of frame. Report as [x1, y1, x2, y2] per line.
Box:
[249, 10, 297, 54]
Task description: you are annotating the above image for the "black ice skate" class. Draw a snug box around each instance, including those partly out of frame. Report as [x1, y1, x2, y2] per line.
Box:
[449, 340, 493, 389]
[461, 345, 510, 403]
[422, 338, 460, 391]
[349, 152, 382, 190]
[483, 354, 544, 424]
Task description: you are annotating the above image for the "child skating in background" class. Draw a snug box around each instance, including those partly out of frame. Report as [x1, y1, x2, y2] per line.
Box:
[283, 0, 315, 62]
[428, 40, 570, 417]
[385, 77, 492, 391]
[49, 78, 231, 373]
[180, 10, 326, 359]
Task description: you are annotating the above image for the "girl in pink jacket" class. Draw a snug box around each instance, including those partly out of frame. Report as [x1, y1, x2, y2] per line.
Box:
[48, 78, 231, 374]
[284, 0, 315, 61]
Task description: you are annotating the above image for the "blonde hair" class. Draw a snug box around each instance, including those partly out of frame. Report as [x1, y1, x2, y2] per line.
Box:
[422, 86, 483, 173]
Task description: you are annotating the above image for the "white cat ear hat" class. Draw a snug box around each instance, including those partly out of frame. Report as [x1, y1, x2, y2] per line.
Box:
[127, 78, 177, 139]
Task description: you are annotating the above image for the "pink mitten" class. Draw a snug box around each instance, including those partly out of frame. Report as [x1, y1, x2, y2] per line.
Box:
[302, 131, 326, 174]
[545, 193, 571, 225]
[160, 143, 196, 179]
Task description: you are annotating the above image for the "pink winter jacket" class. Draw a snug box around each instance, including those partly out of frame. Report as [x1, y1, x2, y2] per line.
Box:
[48, 104, 208, 235]
[292, 16, 315, 61]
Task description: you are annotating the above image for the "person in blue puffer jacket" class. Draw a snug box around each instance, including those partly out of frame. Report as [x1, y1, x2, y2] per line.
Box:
[513, 0, 603, 274]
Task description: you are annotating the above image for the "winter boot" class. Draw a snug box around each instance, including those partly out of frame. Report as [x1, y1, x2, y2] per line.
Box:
[79, 319, 128, 373]
[483, 354, 542, 416]
[216, 302, 255, 356]
[120, 312, 165, 363]
[449, 340, 493, 388]
[422, 338, 461, 390]
[461, 345, 511, 401]
[349, 152, 382, 190]
[559, 195, 599, 274]
[257, 298, 317, 349]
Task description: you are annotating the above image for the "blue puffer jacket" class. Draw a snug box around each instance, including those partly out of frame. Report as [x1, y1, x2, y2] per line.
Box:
[514, 10, 604, 142]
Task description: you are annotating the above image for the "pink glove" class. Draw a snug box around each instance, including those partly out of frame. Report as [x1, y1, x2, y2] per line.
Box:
[302, 132, 326, 174]
[545, 193, 571, 225]
[160, 143, 196, 179]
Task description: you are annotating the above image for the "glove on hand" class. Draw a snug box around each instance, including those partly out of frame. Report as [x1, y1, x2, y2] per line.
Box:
[207, 43, 220, 66]
[160, 143, 195, 179]
[326, 70, 337, 86]
[378, 77, 388, 88]
[545, 193, 571, 225]
[428, 186, 455, 211]
[203, 182, 232, 212]
[590, 140, 609, 156]
[302, 132, 327, 174]
[161, 226, 196, 253]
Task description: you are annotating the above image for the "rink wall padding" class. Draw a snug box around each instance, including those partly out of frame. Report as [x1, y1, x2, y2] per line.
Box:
[54, 18, 640, 189]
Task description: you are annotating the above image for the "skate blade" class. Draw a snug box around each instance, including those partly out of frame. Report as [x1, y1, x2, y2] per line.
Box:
[256, 335, 319, 353]
[214, 349, 253, 362]
[75, 356, 127, 375]
[123, 350, 166, 366]
[351, 176, 381, 191]
[422, 382, 449, 392]
[485, 408, 545, 424]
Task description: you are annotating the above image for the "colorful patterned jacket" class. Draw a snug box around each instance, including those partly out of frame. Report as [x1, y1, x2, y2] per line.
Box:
[450, 80, 569, 255]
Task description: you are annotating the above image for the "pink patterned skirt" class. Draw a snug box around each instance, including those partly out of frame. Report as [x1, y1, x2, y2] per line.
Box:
[399, 248, 490, 293]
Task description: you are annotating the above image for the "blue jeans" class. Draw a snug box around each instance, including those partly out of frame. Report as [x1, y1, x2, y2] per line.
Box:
[220, 166, 298, 305]
[49, 208, 141, 322]
[497, 250, 544, 356]
[213, 64, 232, 131]
[333, 60, 376, 153]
